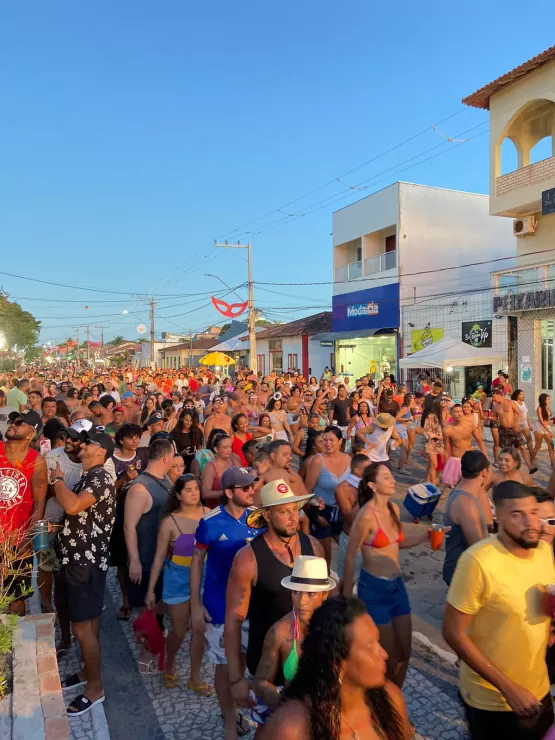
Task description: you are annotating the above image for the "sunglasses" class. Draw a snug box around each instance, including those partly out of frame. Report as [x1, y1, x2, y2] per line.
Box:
[233, 484, 254, 492]
[9, 419, 27, 428]
[541, 518, 555, 528]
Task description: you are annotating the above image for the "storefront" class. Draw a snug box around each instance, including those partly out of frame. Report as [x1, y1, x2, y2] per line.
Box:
[331, 282, 400, 381]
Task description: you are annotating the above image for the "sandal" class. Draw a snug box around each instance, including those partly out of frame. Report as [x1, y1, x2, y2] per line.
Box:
[163, 673, 179, 689]
[67, 694, 105, 717]
[138, 659, 158, 675]
[236, 713, 251, 737]
[118, 607, 131, 621]
[61, 672, 86, 692]
[187, 680, 214, 697]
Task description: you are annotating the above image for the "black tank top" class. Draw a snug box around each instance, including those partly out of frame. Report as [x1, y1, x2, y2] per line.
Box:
[246, 530, 314, 676]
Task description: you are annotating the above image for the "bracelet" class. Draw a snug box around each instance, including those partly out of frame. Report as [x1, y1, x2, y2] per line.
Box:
[52, 477, 64, 483]
[228, 676, 244, 687]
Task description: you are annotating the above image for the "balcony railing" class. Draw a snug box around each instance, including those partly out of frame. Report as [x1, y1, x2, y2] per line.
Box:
[334, 250, 397, 283]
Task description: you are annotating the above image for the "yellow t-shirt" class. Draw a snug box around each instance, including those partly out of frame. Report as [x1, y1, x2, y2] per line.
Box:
[447, 536, 555, 711]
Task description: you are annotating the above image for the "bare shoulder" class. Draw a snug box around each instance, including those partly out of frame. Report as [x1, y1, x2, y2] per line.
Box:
[232, 541, 257, 576]
[259, 699, 309, 739]
[307, 534, 324, 558]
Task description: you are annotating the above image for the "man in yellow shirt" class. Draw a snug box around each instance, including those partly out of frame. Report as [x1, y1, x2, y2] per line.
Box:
[443, 480, 555, 740]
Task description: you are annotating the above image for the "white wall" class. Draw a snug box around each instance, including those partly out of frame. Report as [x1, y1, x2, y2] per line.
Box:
[398, 183, 516, 304]
[308, 342, 333, 379]
[333, 183, 398, 246]
[282, 338, 302, 372]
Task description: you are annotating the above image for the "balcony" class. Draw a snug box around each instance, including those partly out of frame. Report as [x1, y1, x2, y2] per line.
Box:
[334, 250, 397, 283]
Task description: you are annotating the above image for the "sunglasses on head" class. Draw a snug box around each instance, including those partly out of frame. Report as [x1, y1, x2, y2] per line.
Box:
[85, 439, 102, 448]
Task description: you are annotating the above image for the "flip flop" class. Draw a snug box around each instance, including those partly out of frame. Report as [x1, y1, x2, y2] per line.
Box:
[138, 658, 158, 675]
[61, 672, 86, 692]
[117, 607, 131, 621]
[67, 694, 105, 717]
[187, 680, 214, 697]
[163, 673, 179, 689]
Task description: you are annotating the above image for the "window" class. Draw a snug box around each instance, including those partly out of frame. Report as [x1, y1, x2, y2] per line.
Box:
[356, 246, 362, 262]
[385, 234, 396, 253]
[287, 354, 298, 371]
[271, 353, 283, 371]
[269, 339, 282, 351]
[257, 354, 265, 374]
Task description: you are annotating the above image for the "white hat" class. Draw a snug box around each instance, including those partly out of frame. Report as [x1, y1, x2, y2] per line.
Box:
[67, 418, 93, 438]
[246, 479, 312, 528]
[281, 555, 336, 593]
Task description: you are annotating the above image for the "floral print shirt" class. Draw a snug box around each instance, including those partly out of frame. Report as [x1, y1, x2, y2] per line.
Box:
[57, 465, 116, 571]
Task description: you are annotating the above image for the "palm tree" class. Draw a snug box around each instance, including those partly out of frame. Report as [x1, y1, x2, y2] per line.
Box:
[109, 335, 125, 346]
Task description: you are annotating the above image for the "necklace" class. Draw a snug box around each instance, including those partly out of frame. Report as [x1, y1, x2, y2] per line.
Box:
[340, 714, 360, 740]
[265, 532, 297, 566]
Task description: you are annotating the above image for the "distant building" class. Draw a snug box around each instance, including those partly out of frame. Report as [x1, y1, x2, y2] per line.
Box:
[464, 45, 555, 398]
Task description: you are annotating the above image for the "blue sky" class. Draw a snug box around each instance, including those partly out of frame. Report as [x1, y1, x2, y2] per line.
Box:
[1, 2, 554, 345]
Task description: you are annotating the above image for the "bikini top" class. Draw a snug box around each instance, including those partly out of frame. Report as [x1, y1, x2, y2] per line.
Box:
[363, 508, 405, 549]
[283, 613, 300, 683]
[169, 515, 196, 566]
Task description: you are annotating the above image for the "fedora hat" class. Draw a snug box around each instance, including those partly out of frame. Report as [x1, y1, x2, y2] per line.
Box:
[281, 555, 336, 593]
[374, 413, 395, 429]
[246, 479, 312, 528]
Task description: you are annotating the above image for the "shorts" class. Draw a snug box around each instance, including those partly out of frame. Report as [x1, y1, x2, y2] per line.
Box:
[162, 560, 190, 605]
[309, 504, 343, 540]
[246, 670, 282, 725]
[274, 430, 289, 442]
[38, 548, 60, 573]
[127, 568, 163, 609]
[357, 569, 411, 625]
[59, 563, 107, 623]
[442, 457, 461, 487]
[499, 426, 527, 449]
[336, 531, 362, 582]
[205, 620, 249, 665]
[3, 554, 34, 601]
[463, 694, 553, 740]
[395, 423, 408, 440]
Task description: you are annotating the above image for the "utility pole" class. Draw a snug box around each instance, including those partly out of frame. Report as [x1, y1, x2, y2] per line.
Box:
[94, 326, 108, 347]
[150, 297, 156, 368]
[214, 241, 256, 372]
[75, 327, 80, 368]
[86, 326, 90, 364]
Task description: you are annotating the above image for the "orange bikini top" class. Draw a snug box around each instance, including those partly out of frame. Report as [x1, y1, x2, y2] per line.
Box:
[364, 509, 405, 549]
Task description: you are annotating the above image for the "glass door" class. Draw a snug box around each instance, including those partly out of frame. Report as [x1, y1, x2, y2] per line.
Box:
[541, 320, 555, 392]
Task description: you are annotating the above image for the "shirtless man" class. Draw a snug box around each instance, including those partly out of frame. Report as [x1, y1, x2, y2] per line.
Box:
[286, 387, 303, 435]
[491, 387, 536, 473]
[121, 391, 139, 424]
[257, 381, 270, 409]
[255, 440, 309, 502]
[203, 396, 231, 440]
[442, 404, 488, 487]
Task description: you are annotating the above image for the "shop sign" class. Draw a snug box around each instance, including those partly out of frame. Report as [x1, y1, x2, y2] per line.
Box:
[462, 320, 492, 348]
[319, 341, 334, 347]
[346, 302, 378, 318]
[542, 187, 555, 216]
[411, 327, 443, 353]
[493, 290, 555, 313]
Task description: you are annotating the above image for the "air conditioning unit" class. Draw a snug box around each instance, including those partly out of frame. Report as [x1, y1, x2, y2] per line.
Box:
[513, 216, 536, 237]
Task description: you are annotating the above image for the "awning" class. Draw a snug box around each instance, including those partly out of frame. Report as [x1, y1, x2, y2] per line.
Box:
[398, 337, 503, 370]
[310, 328, 397, 342]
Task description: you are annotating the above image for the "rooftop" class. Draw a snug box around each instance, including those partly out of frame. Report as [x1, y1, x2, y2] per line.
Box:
[463, 45, 555, 110]
[158, 336, 220, 353]
[249, 312, 332, 340]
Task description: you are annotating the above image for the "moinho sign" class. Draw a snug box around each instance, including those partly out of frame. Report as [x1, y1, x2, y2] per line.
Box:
[493, 290, 555, 314]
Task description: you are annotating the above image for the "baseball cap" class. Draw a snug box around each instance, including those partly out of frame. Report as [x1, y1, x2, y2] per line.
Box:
[8, 409, 43, 434]
[147, 412, 164, 426]
[114, 405, 124, 414]
[122, 391, 134, 399]
[221, 467, 257, 491]
[85, 429, 115, 459]
[67, 418, 94, 439]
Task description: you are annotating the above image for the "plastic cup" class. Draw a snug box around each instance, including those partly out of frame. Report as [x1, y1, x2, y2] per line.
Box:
[429, 524, 444, 551]
[544, 585, 555, 617]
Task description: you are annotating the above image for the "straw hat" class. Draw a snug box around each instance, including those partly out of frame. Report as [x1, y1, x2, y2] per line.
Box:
[246, 479, 313, 528]
[281, 555, 336, 592]
[374, 413, 395, 429]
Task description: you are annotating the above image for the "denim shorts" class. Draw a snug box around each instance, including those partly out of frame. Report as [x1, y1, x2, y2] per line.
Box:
[309, 504, 343, 540]
[357, 569, 411, 625]
[162, 559, 190, 605]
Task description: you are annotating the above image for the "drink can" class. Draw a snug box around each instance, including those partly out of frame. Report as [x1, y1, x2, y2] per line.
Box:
[33, 520, 50, 552]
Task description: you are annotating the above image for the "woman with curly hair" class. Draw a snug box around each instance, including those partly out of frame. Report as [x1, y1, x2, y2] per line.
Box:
[260, 595, 410, 740]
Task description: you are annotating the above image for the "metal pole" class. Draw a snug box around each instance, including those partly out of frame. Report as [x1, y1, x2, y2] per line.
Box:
[150, 298, 156, 368]
[75, 328, 80, 368]
[86, 326, 90, 365]
[247, 242, 256, 373]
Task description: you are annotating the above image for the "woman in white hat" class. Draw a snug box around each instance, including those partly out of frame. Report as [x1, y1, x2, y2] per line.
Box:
[355, 412, 402, 465]
[253, 556, 336, 711]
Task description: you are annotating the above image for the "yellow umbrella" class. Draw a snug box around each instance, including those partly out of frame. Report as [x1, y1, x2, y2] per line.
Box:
[199, 351, 236, 366]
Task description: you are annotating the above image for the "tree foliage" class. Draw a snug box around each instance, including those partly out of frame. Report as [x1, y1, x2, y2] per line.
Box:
[0, 293, 40, 359]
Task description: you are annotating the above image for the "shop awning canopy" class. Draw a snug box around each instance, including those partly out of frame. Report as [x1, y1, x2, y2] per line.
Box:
[310, 328, 397, 342]
[399, 337, 503, 370]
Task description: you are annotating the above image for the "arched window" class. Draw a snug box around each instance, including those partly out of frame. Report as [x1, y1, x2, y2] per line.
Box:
[530, 135, 553, 165]
[500, 138, 519, 174]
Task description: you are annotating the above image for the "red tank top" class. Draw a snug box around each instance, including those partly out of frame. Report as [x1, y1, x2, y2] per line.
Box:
[0, 442, 39, 536]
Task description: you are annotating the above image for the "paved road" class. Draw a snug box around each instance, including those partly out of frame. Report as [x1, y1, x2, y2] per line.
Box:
[57, 436, 554, 739]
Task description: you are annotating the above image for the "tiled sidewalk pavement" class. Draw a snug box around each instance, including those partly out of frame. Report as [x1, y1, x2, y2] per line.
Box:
[54, 569, 470, 740]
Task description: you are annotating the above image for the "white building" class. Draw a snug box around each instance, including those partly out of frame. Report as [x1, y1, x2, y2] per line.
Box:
[331, 182, 517, 395]
[245, 312, 332, 378]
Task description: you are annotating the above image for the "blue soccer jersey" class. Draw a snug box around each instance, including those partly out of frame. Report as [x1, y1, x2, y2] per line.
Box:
[194, 505, 260, 624]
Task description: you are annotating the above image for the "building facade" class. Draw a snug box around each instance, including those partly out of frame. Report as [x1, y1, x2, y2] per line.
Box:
[332, 182, 516, 390]
[464, 45, 555, 400]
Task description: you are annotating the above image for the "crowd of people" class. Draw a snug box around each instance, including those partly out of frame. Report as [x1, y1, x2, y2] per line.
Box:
[1, 362, 555, 739]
